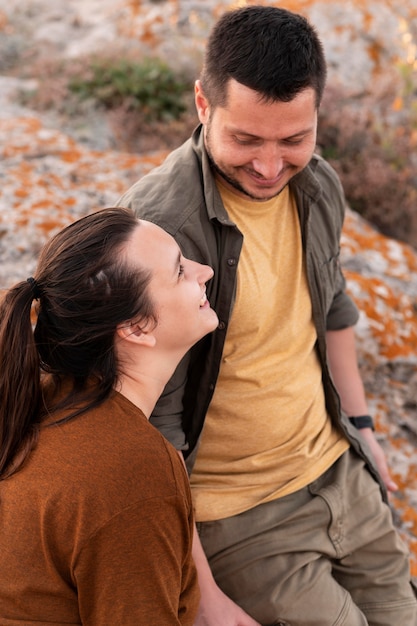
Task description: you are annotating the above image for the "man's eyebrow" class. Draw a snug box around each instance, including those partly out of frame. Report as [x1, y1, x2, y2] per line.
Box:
[230, 129, 262, 139]
[285, 128, 315, 139]
[230, 127, 314, 140]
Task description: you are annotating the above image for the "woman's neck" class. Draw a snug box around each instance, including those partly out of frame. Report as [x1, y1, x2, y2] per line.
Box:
[115, 371, 165, 419]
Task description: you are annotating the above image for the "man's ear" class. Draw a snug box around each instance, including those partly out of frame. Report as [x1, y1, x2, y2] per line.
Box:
[195, 80, 210, 124]
[116, 321, 156, 348]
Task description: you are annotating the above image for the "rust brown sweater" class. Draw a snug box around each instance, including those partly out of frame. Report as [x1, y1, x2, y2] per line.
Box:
[0, 390, 199, 625]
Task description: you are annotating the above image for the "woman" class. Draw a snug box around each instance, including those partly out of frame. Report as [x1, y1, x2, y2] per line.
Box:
[0, 207, 218, 625]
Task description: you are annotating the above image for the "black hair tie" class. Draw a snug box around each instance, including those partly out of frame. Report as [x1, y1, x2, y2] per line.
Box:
[26, 277, 42, 300]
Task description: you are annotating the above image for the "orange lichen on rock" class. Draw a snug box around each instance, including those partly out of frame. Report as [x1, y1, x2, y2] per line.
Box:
[340, 208, 417, 572]
[345, 271, 417, 360]
[0, 10, 8, 31]
[0, 115, 167, 288]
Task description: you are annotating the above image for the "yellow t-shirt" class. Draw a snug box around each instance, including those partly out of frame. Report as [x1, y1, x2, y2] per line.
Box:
[190, 180, 348, 521]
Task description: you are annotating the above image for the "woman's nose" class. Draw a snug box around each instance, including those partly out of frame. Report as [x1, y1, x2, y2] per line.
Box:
[196, 261, 214, 284]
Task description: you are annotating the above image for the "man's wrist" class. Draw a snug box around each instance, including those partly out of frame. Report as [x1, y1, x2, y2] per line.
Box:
[348, 415, 375, 430]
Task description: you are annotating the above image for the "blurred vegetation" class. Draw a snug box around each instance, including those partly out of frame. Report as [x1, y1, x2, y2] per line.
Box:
[17, 51, 417, 247]
[317, 64, 417, 247]
[68, 57, 191, 122]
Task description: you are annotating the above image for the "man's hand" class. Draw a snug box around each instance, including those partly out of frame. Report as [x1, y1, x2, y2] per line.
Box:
[191, 527, 261, 626]
[358, 427, 398, 493]
[194, 584, 261, 626]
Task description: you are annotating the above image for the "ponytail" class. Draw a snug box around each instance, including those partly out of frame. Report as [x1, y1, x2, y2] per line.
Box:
[0, 280, 42, 478]
[0, 207, 153, 479]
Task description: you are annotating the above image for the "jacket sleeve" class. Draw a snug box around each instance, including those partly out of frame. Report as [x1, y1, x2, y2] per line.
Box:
[312, 155, 360, 331]
[326, 267, 359, 330]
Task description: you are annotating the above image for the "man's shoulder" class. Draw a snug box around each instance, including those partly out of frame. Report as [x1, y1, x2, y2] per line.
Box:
[298, 153, 342, 189]
[292, 154, 345, 212]
[116, 132, 207, 233]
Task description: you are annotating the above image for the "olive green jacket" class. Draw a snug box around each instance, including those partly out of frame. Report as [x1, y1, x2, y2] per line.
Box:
[117, 125, 387, 501]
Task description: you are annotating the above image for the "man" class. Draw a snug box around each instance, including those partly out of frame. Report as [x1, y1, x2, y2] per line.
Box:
[117, 6, 417, 625]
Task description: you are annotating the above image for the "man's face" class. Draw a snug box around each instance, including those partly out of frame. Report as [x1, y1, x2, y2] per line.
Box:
[195, 79, 318, 201]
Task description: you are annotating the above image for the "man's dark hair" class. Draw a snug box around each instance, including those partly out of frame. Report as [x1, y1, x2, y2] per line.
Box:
[200, 5, 327, 108]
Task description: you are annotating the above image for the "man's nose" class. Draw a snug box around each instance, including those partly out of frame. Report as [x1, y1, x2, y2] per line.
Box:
[252, 143, 283, 179]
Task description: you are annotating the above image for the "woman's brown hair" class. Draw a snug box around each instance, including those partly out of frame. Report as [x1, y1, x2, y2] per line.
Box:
[0, 207, 155, 479]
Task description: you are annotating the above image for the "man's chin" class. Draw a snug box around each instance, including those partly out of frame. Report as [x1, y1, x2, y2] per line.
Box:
[228, 169, 290, 200]
[234, 181, 286, 201]
[217, 173, 274, 201]
[211, 161, 287, 200]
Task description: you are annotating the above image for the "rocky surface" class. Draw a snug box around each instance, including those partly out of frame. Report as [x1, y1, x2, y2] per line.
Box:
[1, 0, 417, 576]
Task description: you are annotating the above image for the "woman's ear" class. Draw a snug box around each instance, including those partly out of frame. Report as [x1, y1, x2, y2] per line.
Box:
[116, 321, 156, 347]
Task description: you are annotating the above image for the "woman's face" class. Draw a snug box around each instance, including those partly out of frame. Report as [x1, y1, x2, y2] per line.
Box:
[125, 220, 218, 352]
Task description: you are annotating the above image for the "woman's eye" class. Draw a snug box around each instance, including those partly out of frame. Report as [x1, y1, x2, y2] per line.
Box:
[178, 264, 185, 278]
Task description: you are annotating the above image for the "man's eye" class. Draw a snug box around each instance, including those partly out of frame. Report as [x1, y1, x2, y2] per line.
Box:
[234, 136, 259, 146]
[285, 137, 305, 145]
[178, 264, 185, 277]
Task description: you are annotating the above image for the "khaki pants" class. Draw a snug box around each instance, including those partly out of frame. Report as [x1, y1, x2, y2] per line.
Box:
[196, 449, 417, 626]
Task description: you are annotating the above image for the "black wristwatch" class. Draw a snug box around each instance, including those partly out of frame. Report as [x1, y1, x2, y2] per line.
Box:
[348, 415, 375, 430]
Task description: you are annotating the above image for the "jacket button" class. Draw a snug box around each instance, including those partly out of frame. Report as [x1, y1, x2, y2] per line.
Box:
[227, 257, 237, 266]
[218, 321, 226, 330]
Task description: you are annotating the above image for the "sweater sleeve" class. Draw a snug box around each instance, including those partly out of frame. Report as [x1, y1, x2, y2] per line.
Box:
[75, 492, 199, 626]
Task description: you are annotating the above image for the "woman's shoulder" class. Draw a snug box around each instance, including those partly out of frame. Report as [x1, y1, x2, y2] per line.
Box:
[32, 389, 186, 504]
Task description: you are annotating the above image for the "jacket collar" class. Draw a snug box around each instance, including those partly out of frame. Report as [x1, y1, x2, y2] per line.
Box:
[191, 126, 232, 223]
